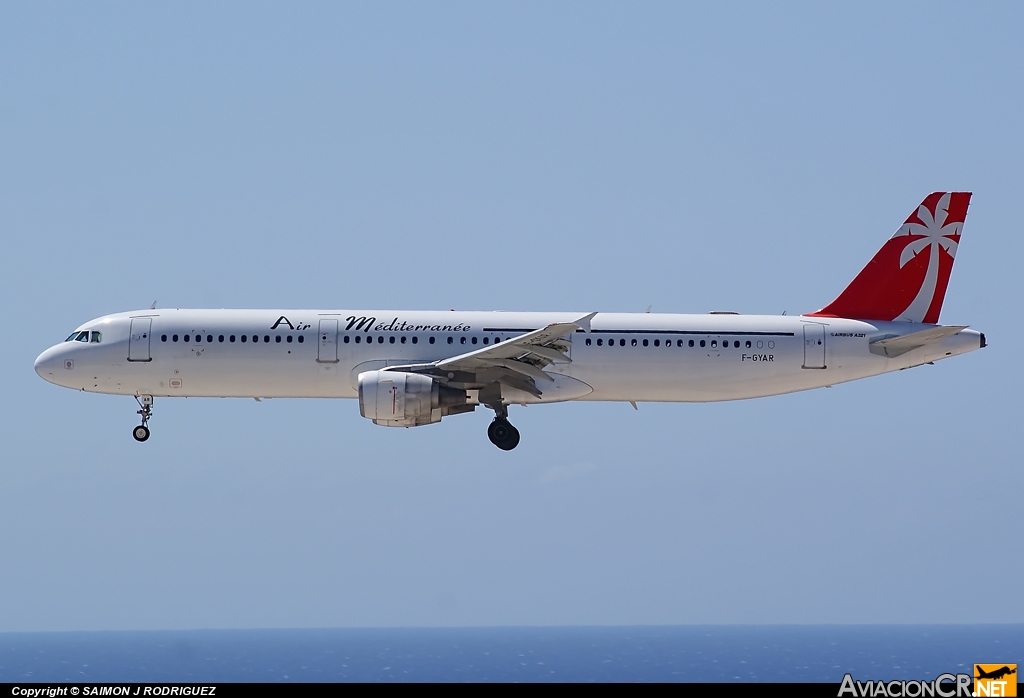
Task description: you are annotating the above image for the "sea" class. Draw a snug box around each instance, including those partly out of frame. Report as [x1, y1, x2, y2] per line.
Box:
[0, 625, 1020, 683]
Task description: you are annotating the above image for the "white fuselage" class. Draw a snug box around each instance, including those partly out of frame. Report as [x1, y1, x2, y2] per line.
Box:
[34, 309, 983, 405]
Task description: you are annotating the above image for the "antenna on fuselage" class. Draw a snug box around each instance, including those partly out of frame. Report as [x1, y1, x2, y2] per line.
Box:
[150, 300, 157, 309]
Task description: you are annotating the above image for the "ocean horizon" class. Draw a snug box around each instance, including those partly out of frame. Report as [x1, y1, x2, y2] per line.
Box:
[1, 625, 1020, 683]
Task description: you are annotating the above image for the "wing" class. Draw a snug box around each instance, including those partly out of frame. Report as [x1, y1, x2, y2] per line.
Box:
[383, 313, 596, 400]
[869, 325, 968, 358]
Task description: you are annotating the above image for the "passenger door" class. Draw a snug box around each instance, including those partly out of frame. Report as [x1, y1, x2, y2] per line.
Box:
[802, 323, 826, 369]
[128, 318, 152, 362]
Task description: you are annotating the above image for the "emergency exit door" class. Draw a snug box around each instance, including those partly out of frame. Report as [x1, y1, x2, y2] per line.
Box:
[317, 319, 339, 363]
[802, 324, 826, 369]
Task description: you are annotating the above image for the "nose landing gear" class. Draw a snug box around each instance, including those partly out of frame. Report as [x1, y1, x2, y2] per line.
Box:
[133, 395, 153, 442]
[485, 402, 520, 451]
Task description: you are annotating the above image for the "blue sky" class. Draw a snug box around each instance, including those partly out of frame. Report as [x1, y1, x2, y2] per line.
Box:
[1, 2, 1021, 630]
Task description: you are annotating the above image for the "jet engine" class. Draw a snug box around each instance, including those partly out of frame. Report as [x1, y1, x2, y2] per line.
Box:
[357, 370, 472, 427]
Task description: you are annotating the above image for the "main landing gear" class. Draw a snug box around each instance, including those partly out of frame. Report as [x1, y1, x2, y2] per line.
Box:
[486, 403, 520, 451]
[133, 395, 153, 442]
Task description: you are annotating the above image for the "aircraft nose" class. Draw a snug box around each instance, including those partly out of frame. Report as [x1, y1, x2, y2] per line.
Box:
[34, 346, 61, 383]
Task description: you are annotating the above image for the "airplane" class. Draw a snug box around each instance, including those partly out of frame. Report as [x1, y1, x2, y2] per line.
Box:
[34, 192, 984, 450]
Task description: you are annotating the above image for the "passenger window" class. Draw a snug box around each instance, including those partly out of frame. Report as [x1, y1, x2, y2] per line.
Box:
[586, 338, 592, 346]
[642, 339, 649, 347]
[230, 335, 236, 342]
[411, 336, 418, 344]
[161, 335, 167, 342]
[207, 335, 213, 343]
[355, 336, 361, 344]
[298, 336, 304, 343]
[619, 339, 625, 347]
[343, 336, 350, 344]
[483, 337, 489, 345]
[688, 339, 694, 347]
[251, 335, 258, 343]
[461, 337, 466, 344]
[429, 337, 435, 344]
[745, 340, 751, 348]
[241, 335, 247, 343]
[699, 340, 705, 347]
[389, 336, 396, 344]
[287, 336, 293, 343]
[400, 336, 407, 344]
[378, 336, 384, 344]
[264, 335, 270, 343]
[448, 337, 453, 344]
[184, 335, 191, 343]
[366, 335, 373, 343]
[218, 335, 224, 343]
[276, 336, 282, 343]
[173, 334, 179, 342]
[472, 337, 478, 345]
[597, 338, 603, 346]
[631, 339, 637, 347]
[711, 340, 718, 348]
[653, 339, 660, 347]
[196, 335, 202, 343]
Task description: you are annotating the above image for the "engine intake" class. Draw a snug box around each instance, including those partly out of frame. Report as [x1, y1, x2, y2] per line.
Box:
[357, 370, 471, 427]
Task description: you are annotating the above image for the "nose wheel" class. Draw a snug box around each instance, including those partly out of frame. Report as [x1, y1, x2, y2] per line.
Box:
[133, 395, 153, 442]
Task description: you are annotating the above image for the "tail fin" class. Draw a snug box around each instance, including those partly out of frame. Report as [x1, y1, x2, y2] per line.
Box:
[808, 192, 972, 324]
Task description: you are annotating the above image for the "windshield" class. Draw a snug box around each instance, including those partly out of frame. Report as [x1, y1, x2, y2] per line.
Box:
[65, 330, 102, 343]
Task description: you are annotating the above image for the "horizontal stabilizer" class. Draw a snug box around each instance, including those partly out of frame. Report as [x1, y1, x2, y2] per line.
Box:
[869, 325, 967, 358]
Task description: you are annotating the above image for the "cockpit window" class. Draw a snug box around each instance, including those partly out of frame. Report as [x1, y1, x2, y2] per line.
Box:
[90, 331, 102, 343]
[75, 331, 89, 343]
[66, 332, 79, 342]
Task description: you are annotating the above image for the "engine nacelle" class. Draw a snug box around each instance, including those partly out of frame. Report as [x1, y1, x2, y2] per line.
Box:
[357, 370, 471, 427]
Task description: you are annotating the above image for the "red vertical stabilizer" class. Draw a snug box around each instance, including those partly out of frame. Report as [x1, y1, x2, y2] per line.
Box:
[808, 192, 971, 324]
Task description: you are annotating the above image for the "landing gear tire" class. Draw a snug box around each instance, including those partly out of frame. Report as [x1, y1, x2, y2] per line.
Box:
[133, 395, 154, 443]
[487, 418, 521, 451]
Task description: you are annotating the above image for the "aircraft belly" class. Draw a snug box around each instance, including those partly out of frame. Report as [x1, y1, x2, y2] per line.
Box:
[573, 346, 846, 402]
[98, 352, 356, 399]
